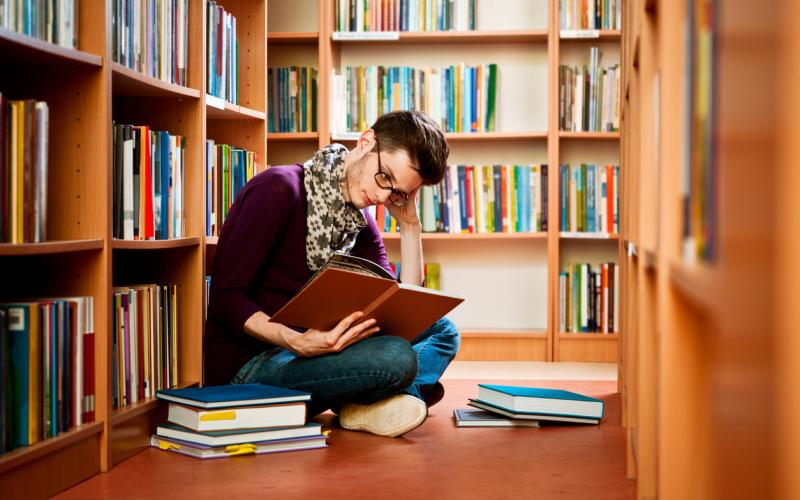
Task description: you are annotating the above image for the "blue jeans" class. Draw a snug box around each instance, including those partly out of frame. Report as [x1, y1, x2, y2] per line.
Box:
[231, 317, 461, 416]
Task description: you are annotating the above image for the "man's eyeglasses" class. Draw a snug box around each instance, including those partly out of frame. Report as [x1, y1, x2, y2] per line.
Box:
[373, 139, 410, 207]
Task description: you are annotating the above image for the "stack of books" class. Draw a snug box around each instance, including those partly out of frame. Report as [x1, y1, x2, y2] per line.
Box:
[151, 383, 327, 459]
[454, 384, 604, 427]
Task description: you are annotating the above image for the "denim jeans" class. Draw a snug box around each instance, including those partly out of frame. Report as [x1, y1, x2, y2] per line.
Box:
[231, 317, 461, 416]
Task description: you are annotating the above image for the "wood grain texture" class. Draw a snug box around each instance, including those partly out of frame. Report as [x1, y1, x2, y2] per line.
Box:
[57, 380, 634, 499]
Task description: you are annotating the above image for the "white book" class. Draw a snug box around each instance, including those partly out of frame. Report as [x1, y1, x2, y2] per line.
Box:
[581, 264, 589, 331]
[34, 102, 48, 242]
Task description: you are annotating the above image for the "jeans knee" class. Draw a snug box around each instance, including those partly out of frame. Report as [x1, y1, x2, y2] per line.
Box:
[371, 336, 418, 390]
[435, 317, 461, 350]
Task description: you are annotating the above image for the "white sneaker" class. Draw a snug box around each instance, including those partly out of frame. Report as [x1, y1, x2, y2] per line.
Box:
[339, 395, 428, 437]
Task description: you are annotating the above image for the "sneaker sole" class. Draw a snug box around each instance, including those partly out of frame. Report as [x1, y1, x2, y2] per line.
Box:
[340, 395, 428, 437]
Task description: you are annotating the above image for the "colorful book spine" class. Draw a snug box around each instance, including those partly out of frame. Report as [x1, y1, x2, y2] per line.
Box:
[331, 63, 497, 135]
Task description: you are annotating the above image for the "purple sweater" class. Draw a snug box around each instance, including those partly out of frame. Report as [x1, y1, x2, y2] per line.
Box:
[204, 164, 392, 386]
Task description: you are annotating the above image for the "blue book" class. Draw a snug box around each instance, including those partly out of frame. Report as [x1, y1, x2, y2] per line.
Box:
[475, 384, 604, 419]
[156, 383, 311, 409]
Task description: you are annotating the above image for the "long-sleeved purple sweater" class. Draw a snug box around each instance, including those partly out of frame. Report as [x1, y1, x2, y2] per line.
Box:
[204, 164, 392, 386]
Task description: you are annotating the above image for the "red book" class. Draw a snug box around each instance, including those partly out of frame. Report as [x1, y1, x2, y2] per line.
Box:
[143, 127, 154, 239]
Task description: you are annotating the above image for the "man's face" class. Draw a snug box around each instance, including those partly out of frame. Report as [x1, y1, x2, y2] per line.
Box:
[343, 144, 422, 210]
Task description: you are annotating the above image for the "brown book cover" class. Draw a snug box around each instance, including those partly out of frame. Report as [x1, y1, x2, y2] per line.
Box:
[270, 253, 464, 341]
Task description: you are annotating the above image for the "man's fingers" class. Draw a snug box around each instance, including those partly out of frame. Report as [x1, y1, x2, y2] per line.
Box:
[334, 311, 364, 334]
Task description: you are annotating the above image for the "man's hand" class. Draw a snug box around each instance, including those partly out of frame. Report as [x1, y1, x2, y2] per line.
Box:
[284, 311, 380, 357]
[385, 186, 421, 227]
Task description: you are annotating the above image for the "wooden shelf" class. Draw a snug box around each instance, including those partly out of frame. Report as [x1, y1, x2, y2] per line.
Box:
[0, 421, 103, 475]
[559, 30, 622, 42]
[268, 132, 320, 141]
[559, 332, 620, 339]
[0, 239, 104, 256]
[112, 62, 201, 98]
[0, 27, 103, 67]
[669, 260, 721, 312]
[560, 232, 620, 240]
[332, 131, 547, 142]
[268, 31, 319, 44]
[332, 29, 548, 44]
[206, 95, 266, 120]
[111, 237, 201, 250]
[559, 131, 620, 140]
[462, 330, 548, 338]
[110, 397, 160, 427]
[381, 232, 548, 240]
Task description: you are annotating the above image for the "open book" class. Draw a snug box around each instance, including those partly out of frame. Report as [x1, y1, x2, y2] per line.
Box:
[270, 253, 464, 341]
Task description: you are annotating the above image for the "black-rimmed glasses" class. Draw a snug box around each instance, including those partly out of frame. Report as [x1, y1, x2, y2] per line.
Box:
[373, 139, 410, 207]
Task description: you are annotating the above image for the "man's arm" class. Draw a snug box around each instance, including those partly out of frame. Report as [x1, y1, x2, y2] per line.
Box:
[388, 187, 424, 286]
[243, 310, 380, 356]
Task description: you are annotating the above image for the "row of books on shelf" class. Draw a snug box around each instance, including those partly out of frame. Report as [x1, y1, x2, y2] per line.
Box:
[331, 63, 498, 135]
[559, 47, 620, 132]
[559, 0, 621, 31]
[206, 140, 260, 238]
[0, 95, 49, 244]
[375, 164, 549, 234]
[0, 297, 95, 455]
[112, 123, 186, 241]
[152, 384, 326, 459]
[333, 0, 476, 33]
[559, 261, 618, 333]
[559, 164, 619, 234]
[112, 0, 189, 87]
[206, 0, 238, 104]
[454, 384, 604, 427]
[112, 284, 179, 409]
[268, 66, 318, 133]
[0, 0, 78, 48]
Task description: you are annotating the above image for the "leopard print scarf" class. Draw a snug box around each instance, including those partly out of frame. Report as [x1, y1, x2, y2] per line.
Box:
[303, 144, 366, 271]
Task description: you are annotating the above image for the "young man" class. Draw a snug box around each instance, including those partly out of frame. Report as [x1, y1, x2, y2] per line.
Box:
[205, 110, 460, 437]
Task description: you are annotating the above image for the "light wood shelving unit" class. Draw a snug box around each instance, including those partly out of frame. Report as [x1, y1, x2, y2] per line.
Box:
[1, 0, 625, 494]
[620, 0, 799, 497]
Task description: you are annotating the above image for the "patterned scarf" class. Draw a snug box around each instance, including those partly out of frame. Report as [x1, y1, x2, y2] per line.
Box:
[303, 144, 366, 271]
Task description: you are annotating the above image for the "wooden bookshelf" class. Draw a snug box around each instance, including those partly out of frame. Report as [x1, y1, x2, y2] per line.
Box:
[0, 0, 625, 493]
[0, 26, 103, 66]
[268, 132, 320, 141]
[381, 232, 548, 241]
[268, 31, 319, 44]
[0, 239, 104, 255]
[619, 0, 798, 497]
[332, 30, 549, 44]
[110, 237, 202, 250]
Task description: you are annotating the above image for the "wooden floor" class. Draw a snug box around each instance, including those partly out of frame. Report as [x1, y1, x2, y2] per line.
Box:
[57, 379, 635, 499]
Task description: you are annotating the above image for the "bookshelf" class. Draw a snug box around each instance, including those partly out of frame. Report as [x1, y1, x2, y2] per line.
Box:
[1, 0, 622, 494]
[620, 0, 798, 498]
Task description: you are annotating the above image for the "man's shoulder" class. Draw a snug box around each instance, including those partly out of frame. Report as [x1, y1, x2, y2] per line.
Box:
[247, 164, 304, 196]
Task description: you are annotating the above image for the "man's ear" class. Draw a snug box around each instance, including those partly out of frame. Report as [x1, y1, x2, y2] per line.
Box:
[356, 129, 376, 155]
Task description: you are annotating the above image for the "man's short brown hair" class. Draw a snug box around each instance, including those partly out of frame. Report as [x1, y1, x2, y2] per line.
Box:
[370, 110, 449, 185]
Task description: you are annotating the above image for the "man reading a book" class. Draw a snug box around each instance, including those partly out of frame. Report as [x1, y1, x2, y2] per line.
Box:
[205, 110, 460, 437]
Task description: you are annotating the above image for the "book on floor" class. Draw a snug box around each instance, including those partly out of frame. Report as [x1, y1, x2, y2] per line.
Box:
[156, 383, 311, 409]
[155, 422, 323, 447]
[269, 252, 464, 341]
[467, 399, 600, 425]
[453, 408, 541, 428]
[150, 434, 327, 459]
[166, 401, 307, 432]
[475, 384, 604, 420]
